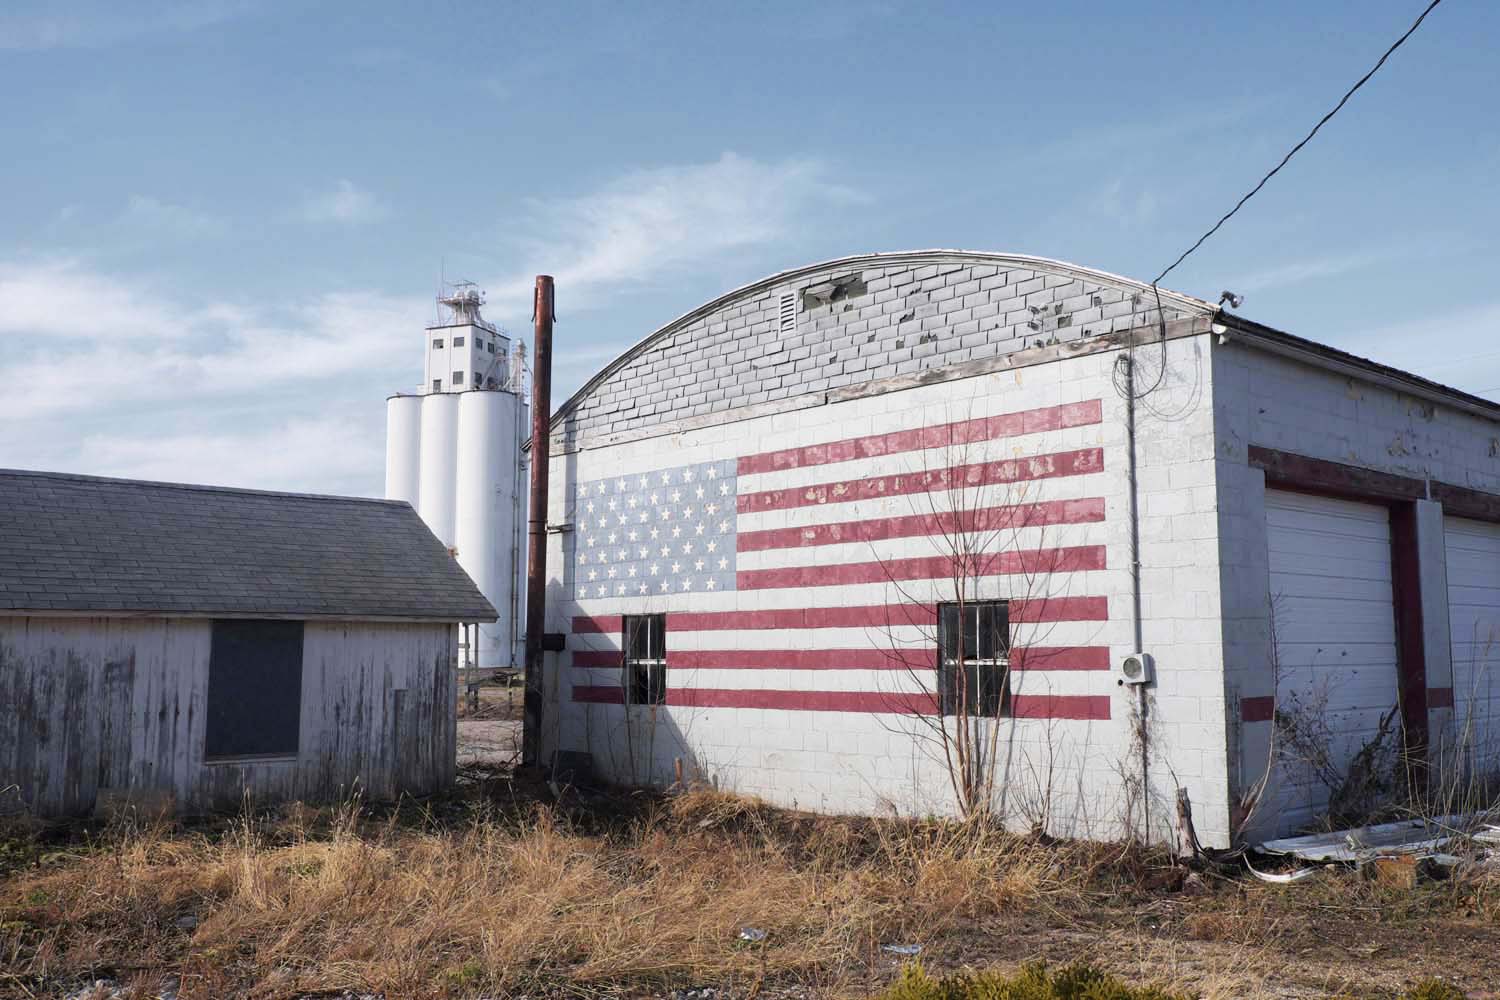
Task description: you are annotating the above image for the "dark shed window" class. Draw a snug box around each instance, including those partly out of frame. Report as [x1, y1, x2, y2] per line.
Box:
[623, 613, 666, 705]
[937, 601, 1011, 717]
[205, 619, 304, 759]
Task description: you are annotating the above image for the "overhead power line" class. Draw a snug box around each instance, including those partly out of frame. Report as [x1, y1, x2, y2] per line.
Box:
[1153, 0, 1443, 288]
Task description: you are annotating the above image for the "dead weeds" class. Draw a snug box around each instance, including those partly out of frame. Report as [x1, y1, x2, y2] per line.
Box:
[1, 786, 1497, 999]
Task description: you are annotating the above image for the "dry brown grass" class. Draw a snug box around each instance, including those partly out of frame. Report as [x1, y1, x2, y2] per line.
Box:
[0, 788, 1140, 999]
[3, 787, 1499, 999]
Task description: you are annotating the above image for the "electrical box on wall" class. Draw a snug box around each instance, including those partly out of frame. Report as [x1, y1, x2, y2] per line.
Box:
[1117, 652, 1155, 686]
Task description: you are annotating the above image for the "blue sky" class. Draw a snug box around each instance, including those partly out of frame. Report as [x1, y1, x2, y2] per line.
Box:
[2, 0, 1495, 496]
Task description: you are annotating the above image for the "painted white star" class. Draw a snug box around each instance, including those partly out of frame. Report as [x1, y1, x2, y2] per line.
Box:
[706, 540, 717, 553]
[682, 541, 694, 555]
[671, 561, 681, 574]
[695, 523, 705, 536]
[579, 553, 589, 566]
[650, 527, 660, 540]
[628, 566, 637, 577]
[718, 557, 728, 570]
[682, 504, 694, 519]
[607, 498, 617, 511]
[660, 507, 673, 520]
[617, 480, 628, 493]
[648, 492, 659, 505]
[682, 468, 694, 482]
[706, 503, 719, 515]
[588, 569, 598, 581]
[719, 520, 730, 532]
[695, 486, 705, 499]
[586, 536, 596, 547]
[607, 532, 617, 544]
[719, 484, 729, 496]
[649, 562, 659, 575]
[617, 549, 627, 562]
[628, 496, 638, 509]
[660, 580, 671, 592]
[660, 545, 672, 558]
[694, 559, 704, 571]
[617, 514, 627, 526]
[638, 476, 650, 489]
[627, 530, 638, 542]
[616, 584, 626, 596]
[638, 546, 649, 559]
[671, 490, 682, 503]
[638, 583, 648, 594]
[681, 578, 693, 591]
[706, 579, 717, 590]
[586, 501, 596, 514]
[637, 511, 649, 523]
[670, 525, 680, 538]
[660, 471, 672, 485]
[607, 567, 617, 579]
[706, 467, 717, 479]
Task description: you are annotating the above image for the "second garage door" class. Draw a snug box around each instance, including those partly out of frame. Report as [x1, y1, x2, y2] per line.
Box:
[1444, 516, 1500, 771]
[1265, 490, 1401, 833]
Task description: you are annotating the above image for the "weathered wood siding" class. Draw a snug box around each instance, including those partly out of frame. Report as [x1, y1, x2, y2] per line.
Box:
[0, 617, 457, 816]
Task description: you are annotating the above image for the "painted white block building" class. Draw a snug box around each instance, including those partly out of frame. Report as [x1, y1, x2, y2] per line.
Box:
[533, 250, 1500, 846]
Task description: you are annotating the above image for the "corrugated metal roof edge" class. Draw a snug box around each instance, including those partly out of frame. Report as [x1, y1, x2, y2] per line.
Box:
[0, 608, 498, 623]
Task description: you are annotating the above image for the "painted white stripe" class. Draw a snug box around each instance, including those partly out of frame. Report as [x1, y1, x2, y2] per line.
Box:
[570, 665, 1109, 698]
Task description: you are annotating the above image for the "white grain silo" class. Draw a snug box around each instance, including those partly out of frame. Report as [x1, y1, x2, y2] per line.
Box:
[385, 283, 528, 670]
[384, 394, 423, 507]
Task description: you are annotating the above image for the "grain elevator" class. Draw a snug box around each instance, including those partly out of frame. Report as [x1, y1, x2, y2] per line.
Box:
[385, 283, 527, 671]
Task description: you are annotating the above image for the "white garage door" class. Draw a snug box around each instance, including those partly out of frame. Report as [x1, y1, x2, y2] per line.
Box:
[1443, 516, 1500, 770]
[1265, 490, 1400, 833]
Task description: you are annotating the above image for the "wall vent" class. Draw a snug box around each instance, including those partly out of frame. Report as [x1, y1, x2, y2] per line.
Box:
[778, 291, 798, 335]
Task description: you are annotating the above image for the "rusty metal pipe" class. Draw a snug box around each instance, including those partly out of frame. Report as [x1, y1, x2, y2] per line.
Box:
[521, 275, 554, 769]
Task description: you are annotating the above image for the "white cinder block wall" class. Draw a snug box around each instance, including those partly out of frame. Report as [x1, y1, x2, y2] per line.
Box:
[539, 252, 1238, 846]
[1213, 341, 1500, 840]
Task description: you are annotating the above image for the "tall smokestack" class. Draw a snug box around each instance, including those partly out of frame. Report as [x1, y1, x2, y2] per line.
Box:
[521, 275, 554, 769]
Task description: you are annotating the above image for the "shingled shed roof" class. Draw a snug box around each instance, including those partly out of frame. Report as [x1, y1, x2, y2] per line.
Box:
[0, 469, 497, 621]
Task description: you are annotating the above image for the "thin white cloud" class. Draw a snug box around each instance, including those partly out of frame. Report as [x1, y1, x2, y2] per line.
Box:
[1231, 249, 1397, 295]
[118, 195, 225, 239]
[486, 152, 864, 310]
[0, 1, 254, 50]
[1087, 178, 1158, 228]
[0, 260, 182, 339]
[300, 180, 387, 225]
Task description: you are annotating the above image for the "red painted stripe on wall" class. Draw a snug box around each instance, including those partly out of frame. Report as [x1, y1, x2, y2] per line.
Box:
[737, 400, 1103, 476]
[571, 649, 623, 668]
[736, 545, 1106, 590]
[1008, 646, 1112, 671]
[736, 497, 1106, 553]
[570, 645, 1109, 672]
[1241, 696, 1275, 723]
[571, 685, 1111, 720]
[737, 447, 1105, 515]
[572, 597, 1108, 636]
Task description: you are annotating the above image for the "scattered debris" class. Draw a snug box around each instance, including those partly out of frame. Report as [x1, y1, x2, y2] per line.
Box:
[1257, 814, 1473, 863]
[738, 927, 767, 943]
[1244, 855, 1321, 884]
[882, 944, 923, 956]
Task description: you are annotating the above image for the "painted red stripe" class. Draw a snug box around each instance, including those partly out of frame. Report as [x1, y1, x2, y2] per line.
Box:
[570, 645, 1109, 672]
[571, 615, 623, 635]
[571, 649, 623, 668]
[1428, 687, 1455, 709]
[736, 498, 1106, 553]
[669, 648, 925, 670]
[1241, 696, 1275, 723]
[737, 447, 1104, 515]
[736, 545, 1105, 590]
[573, 597, 1108, 635]
[1009, 646, 1111, 671]
[1011, 694, 1111, 720]
[737, 400, 1103, 476]
[571, 685, 1110, 719]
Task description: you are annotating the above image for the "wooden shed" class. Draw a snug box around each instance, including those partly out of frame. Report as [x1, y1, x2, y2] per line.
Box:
[0, 469, 496, 817]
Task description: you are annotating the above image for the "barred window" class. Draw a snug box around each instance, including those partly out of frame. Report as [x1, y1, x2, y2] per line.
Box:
[937, 600, 1011, 717]
[623, 613, 666, 706]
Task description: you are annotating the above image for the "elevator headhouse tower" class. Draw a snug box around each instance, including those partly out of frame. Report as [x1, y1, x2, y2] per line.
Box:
[385, 283, 528, 671]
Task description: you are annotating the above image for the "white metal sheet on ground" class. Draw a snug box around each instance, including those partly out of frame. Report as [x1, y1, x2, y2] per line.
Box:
[1265, 490, 1400, 834]
[1444, 516, 1500, 771]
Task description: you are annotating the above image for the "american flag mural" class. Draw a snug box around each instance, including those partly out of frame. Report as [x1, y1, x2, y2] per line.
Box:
[566, 398, 1112, 721]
